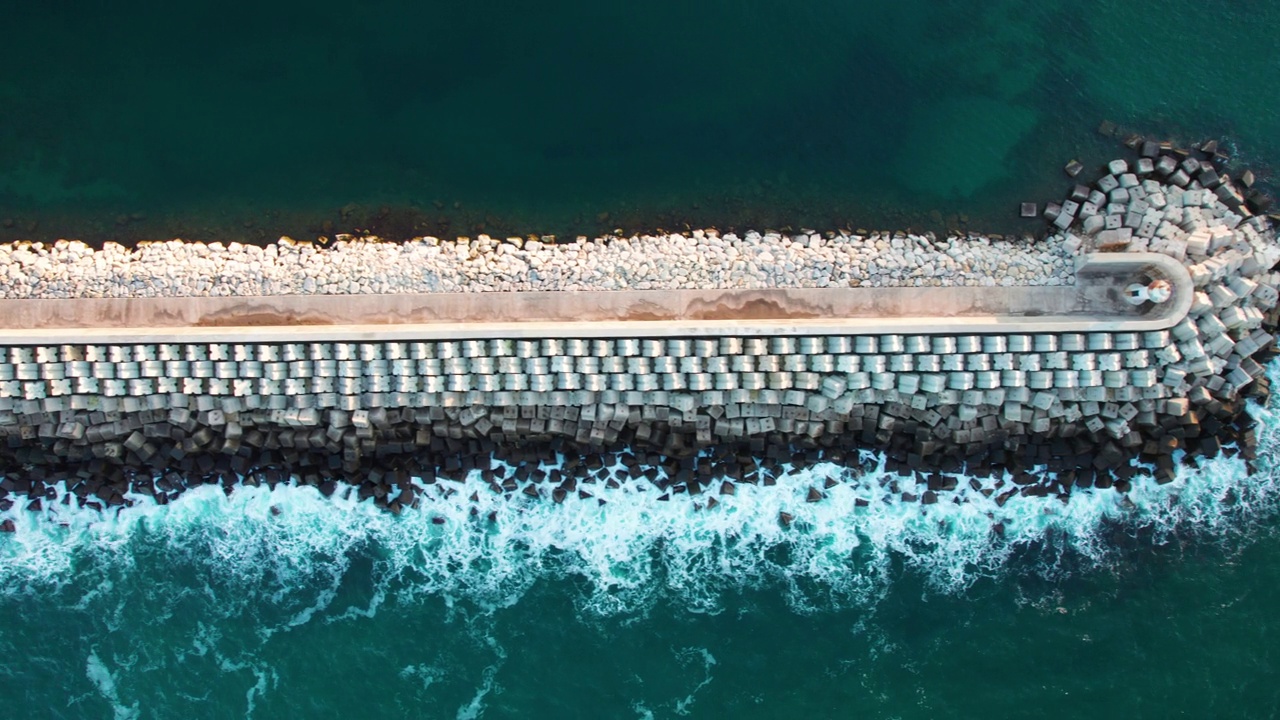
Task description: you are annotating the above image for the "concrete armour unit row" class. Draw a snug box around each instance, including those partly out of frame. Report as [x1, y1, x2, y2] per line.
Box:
[0, 315, 1267, 488]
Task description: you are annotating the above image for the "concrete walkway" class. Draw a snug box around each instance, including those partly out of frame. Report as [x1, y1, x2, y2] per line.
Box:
[0, 252, 1191, 343]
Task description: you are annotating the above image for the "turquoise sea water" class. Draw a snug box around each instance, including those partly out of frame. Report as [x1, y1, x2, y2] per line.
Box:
[4, 1, 1280, 718]
[2, 364, 1278, 719]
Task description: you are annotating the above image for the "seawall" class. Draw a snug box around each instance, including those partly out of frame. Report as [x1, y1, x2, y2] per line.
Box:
[0, 140, 1276, 517]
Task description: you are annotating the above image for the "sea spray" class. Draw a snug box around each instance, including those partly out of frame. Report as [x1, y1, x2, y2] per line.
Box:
[0, 382, 1275, 720]
[2, 364, 1277, 619]
[84, 649, 140, 720]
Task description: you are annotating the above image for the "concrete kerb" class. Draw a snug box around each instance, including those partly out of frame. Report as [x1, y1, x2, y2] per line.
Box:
[0, 252, 1192, 344]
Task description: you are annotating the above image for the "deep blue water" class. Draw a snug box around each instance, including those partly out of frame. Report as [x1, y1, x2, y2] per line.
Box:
[3, 1, 1280, 717]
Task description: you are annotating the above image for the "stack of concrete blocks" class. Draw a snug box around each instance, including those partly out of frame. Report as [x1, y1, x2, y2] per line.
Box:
[0, 148, 1277, 501]
[1050, 144, 1264, 255]
[0, 249, 1274, 478]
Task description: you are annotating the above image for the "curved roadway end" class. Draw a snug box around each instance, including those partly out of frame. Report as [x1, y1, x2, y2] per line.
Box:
[1072, 251, 1193, 330]
[0, 252, 1192, 343]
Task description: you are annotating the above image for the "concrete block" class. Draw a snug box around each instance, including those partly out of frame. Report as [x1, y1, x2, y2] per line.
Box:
[1130, 369, 1158, 388]
[1102, 371, 1128, 389]
[1228, 276, 1258, 299]
[836, 355, 860, 373]
[821, 376, 848, 398]
[1122, 350, 1151, 368]
[768, 338, 794, 355]
[1028, 371, 1053, 390]
[931, 337, 957, 355]
[1072, 353, 1097, 371]
[1221, 306, 1248, 329]
[870, 372, 895, 391]
[825, 337, 853, 354]
[795, 372, 821, 391]
[1208, 284, 1239, 308]
[889, 355, 914, 372]
[1113, 336, 1144, 354]
[1000, 370, 1026, 388]
[1003, 402, 1024, 423]
[880, 336, 906, 354]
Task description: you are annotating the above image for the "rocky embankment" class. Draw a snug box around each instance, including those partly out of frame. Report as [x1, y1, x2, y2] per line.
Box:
[0, 231, 1073, 299]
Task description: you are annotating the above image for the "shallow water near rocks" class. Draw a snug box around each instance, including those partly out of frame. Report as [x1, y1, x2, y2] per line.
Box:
[4, 0, 1280, 717]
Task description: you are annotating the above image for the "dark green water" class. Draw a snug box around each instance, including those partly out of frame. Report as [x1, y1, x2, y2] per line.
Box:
[2, 0, 1278, 244]
[4, 1, 1280, 718]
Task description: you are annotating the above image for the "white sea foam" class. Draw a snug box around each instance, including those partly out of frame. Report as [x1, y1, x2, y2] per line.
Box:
[3, 366, 1278, 617]
[455, 636, 506, 720]
[399, 663, 445, 692]
[672, 648, 717, 716]
[85, 650, 141, 720]
[455, 663, 499, 720]
[215, 654, 278, 718]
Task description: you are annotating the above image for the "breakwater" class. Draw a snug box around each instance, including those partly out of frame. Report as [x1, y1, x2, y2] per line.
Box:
[0, 142, 1276, 521]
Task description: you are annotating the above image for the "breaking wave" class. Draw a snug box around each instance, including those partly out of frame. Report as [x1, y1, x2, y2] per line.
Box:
[2, 365, 1278, 619]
